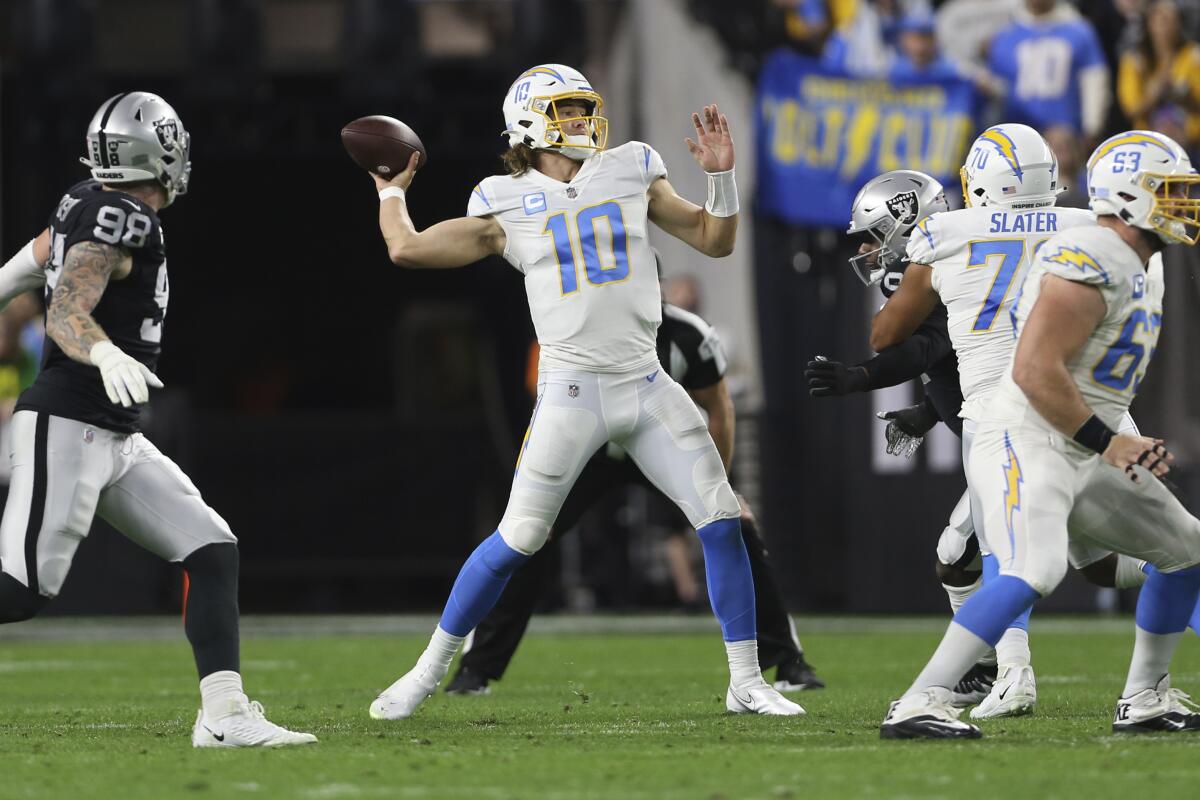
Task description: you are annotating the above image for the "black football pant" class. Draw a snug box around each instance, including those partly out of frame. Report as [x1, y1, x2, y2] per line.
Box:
[460, 452, 803, 680]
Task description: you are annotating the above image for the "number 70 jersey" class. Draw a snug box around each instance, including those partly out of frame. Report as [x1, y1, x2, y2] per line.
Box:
[906, 205, 1095, 422]
[467, 141, 668, 373]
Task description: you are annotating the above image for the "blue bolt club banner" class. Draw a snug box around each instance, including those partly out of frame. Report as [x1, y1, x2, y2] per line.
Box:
[755, 50, 980, 227]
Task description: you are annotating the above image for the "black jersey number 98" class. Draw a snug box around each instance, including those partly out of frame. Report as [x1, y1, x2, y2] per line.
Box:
[93, 206, 153, 249]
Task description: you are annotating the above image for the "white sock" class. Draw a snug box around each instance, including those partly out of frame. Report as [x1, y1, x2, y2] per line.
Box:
[415, 626, 465, 688]
[942, 578, 982, 615]
[996, 627, 1031, 667]
[907, 622, 991, 696]
[199, 670, 246, 719]
[726, 639, 763, 687]
[1123, 626, 1181, 696]
[1115, 556, 1149, 589]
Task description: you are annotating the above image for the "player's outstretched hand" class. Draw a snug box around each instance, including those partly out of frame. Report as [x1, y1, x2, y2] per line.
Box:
[372, 151, 421, 193]
[1102, 433, 1173, 484]
[90, 341, 164, 408]
[686, 104, 735, 173]
[876, 402, 938, 460]
[805, 355, 868, 397]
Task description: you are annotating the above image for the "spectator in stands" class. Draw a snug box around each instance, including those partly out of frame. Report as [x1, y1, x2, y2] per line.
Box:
[1118, 0, 1200, 154]
[889, 11, 962, 80]
[935, 0, 1018, 84]
[1043, 124, 1089, 209]
[820, 0, 932, 77]
[987, 0, 1110, 147]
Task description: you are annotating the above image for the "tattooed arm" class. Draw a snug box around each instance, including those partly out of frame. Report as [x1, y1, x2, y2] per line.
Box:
[48, 241, 161, 407]
[46, 241, 131, 363]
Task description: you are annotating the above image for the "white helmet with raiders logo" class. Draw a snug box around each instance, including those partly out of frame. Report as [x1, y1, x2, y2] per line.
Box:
[1087, 130, 1200, 246]
[502, 64, 608, 161]
[846, 170, 948, 286]
[80, 92, 192, 207]
[960, 123, 1061, 210]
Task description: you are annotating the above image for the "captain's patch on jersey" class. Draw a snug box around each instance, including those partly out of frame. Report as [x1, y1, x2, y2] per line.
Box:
[523, 192, 547, 215]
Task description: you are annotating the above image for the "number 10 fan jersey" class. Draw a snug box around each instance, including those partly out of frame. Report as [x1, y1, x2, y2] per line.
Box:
[906, 205, 1095, 423]
[17, 180, 169, 433]
[468, 142, 667, 373]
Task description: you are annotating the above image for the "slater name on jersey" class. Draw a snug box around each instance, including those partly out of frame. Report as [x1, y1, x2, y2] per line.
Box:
[17, 180, 170, 433]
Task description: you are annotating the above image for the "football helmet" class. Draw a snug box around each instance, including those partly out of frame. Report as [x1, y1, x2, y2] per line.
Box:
[846, 170, 948, 285]
[80, 92, 191, 207]
[502, 64, 607, 160]
[1087, 130, 1200, 246]
[960, 124, 1061, 210]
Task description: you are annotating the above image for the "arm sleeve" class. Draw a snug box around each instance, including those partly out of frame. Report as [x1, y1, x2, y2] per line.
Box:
[857, 324, 953, 389]
[0, 240, 46, 311]
[635, 142, 668, 189]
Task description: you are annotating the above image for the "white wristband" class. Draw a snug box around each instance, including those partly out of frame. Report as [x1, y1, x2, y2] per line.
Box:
[378, 186, 406, 202]
[704, 168, 739, 218]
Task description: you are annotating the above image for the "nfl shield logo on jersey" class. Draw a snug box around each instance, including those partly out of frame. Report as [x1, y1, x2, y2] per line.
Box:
[886, 191, 919, 225]
[568, 383, 579, 398]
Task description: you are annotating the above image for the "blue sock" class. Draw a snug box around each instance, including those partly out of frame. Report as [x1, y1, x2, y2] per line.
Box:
[438, 531, 530, 637]
[1136, 564, 1200, 635]
[983, 553, 1031, 632]
[954, 575, 1040, 646]
[696, 518, 756, 641]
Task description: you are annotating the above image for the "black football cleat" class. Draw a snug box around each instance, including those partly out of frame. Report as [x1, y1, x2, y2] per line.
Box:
[444, 666, 492, 696]
[949, 662, 997, 707]
[880, 688, 983, 740]
[773, 655, 826, 692]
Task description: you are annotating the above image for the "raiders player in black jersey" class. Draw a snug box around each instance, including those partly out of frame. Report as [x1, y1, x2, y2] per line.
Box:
[0, 92, 313, 748]
[445, 298, 824, 696]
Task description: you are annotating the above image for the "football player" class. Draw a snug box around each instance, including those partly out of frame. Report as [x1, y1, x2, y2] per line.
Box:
[448, 291, 823, 696]
[0, 93, 314, 748]
[881, 130, 1200, 739]
[364, 64, 802, 718]
[869, 125, 1154, 719]
[808, 169, 1003, 704]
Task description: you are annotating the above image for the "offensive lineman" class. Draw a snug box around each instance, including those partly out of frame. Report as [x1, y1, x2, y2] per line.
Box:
[869, 125, 1150, 719]
[881, 130, 1200, 739]
[0, 93, 314, 748]
[365, 64, 802, 718]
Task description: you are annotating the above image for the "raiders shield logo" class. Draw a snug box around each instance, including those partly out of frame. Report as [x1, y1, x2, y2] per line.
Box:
[567, 384, 579, 398]
[886, 191, 919, 225]
[154, 118, 180, 150]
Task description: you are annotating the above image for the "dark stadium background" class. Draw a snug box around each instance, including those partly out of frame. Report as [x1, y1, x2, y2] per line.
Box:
[0, 0, 1197, 618]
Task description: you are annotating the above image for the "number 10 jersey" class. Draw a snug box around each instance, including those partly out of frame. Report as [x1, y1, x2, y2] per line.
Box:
[468, 142, 668, 373]
[18, 180, 169, 433]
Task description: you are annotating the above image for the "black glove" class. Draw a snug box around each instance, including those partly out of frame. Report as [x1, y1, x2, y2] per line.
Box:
[805, 356, 870, 397]
[876, 398, 941, 459]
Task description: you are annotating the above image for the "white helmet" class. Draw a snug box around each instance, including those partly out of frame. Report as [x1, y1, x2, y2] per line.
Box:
[960, 124, 1062, 210]
[501, 64, 608, 161]
[1087, 130, 1200, 246]
[80, 92, 192, 207]
[846, 170, 948, 285]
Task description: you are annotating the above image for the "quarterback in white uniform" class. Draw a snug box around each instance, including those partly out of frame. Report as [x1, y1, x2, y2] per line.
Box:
[881, 130, 1200, 739]
[871, 125, 1150, 719]
[362, 64, 801, 719]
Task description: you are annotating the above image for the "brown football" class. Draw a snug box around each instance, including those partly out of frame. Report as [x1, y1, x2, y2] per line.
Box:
[340, 115, 427, 178]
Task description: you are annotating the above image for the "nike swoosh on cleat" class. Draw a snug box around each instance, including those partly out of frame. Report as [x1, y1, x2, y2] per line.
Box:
[998, 686, 1011, 701]
[203, 725, 225, 742]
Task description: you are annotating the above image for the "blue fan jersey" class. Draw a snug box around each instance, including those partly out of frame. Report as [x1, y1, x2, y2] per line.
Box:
[988, 17, 1106, 133]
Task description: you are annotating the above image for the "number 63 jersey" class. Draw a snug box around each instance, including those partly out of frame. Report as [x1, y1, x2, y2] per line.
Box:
[17, 180, 169, 433]
[468, 142, 667, 373]
[989, 224, 1164, 443]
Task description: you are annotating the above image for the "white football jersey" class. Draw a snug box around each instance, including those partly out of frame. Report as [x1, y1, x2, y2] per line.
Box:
[906, 205, 1095, 421]
[468, 141, 667, 372]
[988, 225, 1164, 442]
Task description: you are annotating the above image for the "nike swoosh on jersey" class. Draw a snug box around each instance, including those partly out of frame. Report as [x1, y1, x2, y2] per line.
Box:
[120, 198, 141, 210]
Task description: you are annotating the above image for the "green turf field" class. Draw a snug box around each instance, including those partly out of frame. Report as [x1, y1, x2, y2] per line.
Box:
[1, 616, 1198, 800]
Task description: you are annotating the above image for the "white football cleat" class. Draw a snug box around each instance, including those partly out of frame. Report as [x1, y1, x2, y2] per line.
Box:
[191, 696, 317, 748]
[369, 664, 441, 720]
[1113, 674, 1200, 733]
[970, 664, 1037, 719]
[880, 687, 982, 739]
[726, 681, 806, 716]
